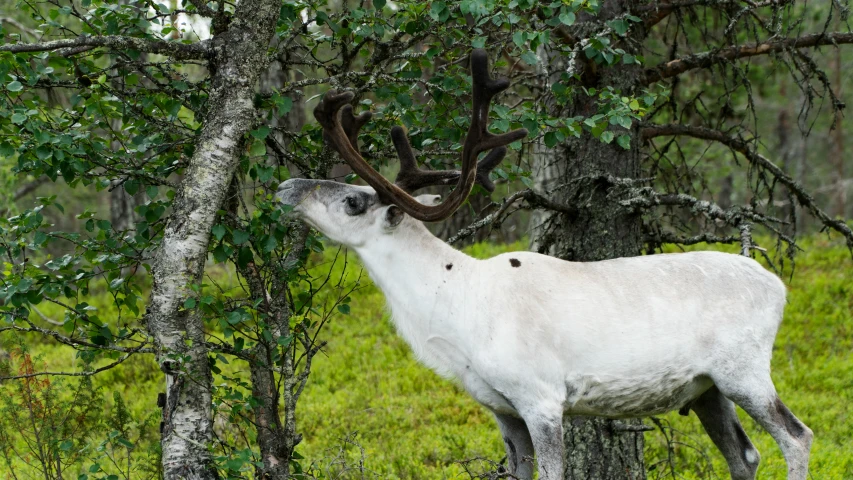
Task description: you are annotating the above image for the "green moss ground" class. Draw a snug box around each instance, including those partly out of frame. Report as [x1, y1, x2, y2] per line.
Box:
[4, 237, 851, 479]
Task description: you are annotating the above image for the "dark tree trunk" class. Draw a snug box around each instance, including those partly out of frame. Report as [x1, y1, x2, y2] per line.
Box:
[110, 186, 143, 233]
[531, 1, 647, 478]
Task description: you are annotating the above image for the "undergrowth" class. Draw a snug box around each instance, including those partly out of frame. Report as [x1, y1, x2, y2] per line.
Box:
[1, 236, 850, 478]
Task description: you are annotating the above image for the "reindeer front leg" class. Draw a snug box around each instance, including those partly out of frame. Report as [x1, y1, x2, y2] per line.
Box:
[494, 413, 535, 480]
[521, 410, 565, 480]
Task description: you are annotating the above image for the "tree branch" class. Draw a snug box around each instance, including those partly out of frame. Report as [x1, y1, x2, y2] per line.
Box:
[0, 35, 210, 60]
[641, 124, 853, 248]
[448, 189, 577, 245]
[642, 32, 853, 84]
[644, 231, 738, 247]
[185, 0, 217, 17]
[0, 349, 140, 381]
[638, 0, 791, 29]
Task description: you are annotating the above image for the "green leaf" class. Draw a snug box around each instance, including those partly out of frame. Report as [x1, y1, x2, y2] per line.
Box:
[337, 304, 351, 315]
[35, 146, 53, 160]
[277, 97, 293, 116]
[146, 185, 159, 199]
[263, 235, 277, 252]
[373, 0, 385, 9]
[212, 244, 230, 263]
[521, 50, 538, 66]
[544, 131, 558, 148]
[11, 113, 26, 124]
[60, 440, 73, 451]
[124, 179, 140, 195]
[0, 142, 14, 157]
[237, 247, 253, 269]
[617, 134, 631, 150]
[559, 11, 575, 26]
[250, 126, 270, 140]
[212, 224, 226, 241]
[184, 298, 197, 309]
[255, 164, 274, 183]
[616, 115, 632, 129]
[232, 230, 250, 245]
[608, 19, 629, 36]
[6, 81, 23, 92]
[249, 140, 266, 157]
[600, 131, 615, 144]
[512, 31, 525, 48]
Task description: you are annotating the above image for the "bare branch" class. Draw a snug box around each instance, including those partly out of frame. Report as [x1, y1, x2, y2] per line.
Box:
[644, 231, 739, 247]
[0, 349, 139, 381]
[641, 124, 853, 247]
[0, 322, 154, 354]
[638, 0, 791, 29]
[448, 189, 577, 245]
[0, 35, 210, 60]
[642, 32, 853, 84]
[621, 191, 783, 227]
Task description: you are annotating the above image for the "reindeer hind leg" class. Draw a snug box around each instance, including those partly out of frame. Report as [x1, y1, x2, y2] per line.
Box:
[715, 376, 813, 480]
[690, 386, 759, 480]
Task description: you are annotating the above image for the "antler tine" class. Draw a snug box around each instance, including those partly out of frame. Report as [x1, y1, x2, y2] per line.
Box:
[340, 104, 372, 150]
[313, 50, 527, 222]
[463, 49, 528, 161]
[391, 126, 507, 193]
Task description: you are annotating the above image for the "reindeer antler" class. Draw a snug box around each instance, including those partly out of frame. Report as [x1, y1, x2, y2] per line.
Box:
[313, 49, 527, 222]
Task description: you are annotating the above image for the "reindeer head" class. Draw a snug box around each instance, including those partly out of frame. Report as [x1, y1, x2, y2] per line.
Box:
[276, 49, 526, 247]
[275, 180, 442, 246]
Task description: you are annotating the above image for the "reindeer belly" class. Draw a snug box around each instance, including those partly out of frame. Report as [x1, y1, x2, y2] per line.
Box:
[565, 371, 713, 418]
[459, 369, 518, 415]
[423, 335, 518, 414]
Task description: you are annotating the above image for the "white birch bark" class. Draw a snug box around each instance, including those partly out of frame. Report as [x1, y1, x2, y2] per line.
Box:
[144, 2, 282, 478]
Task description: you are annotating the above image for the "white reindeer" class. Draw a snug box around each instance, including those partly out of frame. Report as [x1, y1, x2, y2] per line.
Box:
[276, 50, 812, 480]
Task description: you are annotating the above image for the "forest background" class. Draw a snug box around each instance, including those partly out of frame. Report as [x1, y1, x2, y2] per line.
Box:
[0, 0, 851, 479]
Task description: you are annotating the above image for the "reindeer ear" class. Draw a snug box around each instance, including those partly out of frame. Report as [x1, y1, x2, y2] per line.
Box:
[383, 205, 405, 229]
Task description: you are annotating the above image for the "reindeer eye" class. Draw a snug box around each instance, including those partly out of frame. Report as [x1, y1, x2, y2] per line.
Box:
[344, 195, 365, 215]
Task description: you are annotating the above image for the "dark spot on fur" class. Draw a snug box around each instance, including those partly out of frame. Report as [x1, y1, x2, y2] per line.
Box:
[446, 263, 453, 270]
[773, 397, 806, 439]
[509, 258, 521, 267]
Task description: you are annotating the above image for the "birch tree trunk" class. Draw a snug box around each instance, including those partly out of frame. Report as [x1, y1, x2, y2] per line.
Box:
[531, 1, 648, 478]
[144, 2, 281, 478]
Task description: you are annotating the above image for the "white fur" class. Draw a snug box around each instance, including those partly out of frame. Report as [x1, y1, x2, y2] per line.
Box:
[276, 179, 812, 480]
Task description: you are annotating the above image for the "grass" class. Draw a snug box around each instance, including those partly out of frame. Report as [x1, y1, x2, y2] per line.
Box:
[2, 236, 851, 479]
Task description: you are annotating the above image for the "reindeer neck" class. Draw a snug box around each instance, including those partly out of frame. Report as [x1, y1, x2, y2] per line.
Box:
[355, 221, 473, 295]
[352, 221, 476, 333]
